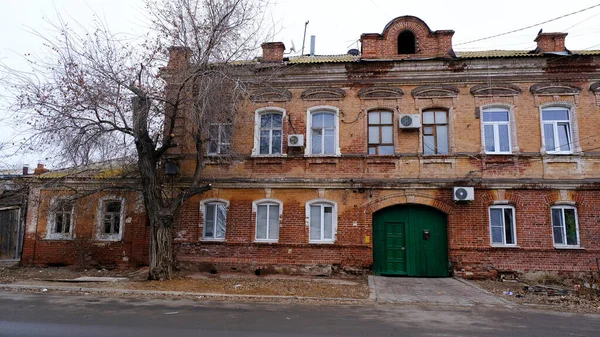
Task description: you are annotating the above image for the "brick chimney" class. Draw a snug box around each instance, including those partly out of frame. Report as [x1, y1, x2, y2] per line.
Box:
[33, 163, 49, 175]
[534, 33, 568, 53]
[22, 164, 29, 175]
[167, 46, 192, 69]
[261, 42, 285, 63]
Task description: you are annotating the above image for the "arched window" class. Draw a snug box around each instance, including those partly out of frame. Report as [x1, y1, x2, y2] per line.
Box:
[397, 30, 416, 54]
[541, 106, 574, 154]
[306, 199, 337, 243]
[259, 112, 283, 155]
[306, 107, 340, 156]
[253, 199, 282, 242]
[200, 199, 229, 240]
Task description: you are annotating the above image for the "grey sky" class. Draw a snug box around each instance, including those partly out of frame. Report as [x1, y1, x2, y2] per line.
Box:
[1, 0, 599, 169]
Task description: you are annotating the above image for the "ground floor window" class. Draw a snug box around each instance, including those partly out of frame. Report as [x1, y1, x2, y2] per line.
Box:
[308, 201, 336, 243]
[255, 203, 280, 242]
[551, 206, 579, 247]
[203, 202, 227, 240]
[489, 205, 516, 246]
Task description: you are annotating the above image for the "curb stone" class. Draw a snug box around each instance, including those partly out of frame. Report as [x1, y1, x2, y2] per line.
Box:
[0, 283, 368, 303]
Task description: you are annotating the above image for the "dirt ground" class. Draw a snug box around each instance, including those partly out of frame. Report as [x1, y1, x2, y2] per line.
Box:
[0, 266, 370, 300]
[475, 278, 600, 314]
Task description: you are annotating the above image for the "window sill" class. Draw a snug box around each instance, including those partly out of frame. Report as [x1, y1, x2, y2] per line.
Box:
[554, 245, 584, 250]
[491, 244, 520, 248]
[201, 238, 226, 242]
[484, 152, 513, 155]
[251, 154, 287, 158]
[309, 240, 335, 245]
[95, 237, 122, 242]
[45, 235, 74, 241]
[254, 240, 279, 244]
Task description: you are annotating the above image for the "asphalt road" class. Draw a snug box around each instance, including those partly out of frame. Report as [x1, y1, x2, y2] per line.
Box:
[0, 291, 599, 337]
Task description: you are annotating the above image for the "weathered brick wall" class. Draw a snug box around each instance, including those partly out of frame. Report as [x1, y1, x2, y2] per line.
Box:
[21, 188, 149, 267]
[173, 187, 600, 275]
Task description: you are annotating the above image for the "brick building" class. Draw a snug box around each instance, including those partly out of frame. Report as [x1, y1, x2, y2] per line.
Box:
[21, 16, 600, 278]
[168, 16, 600, 278]
[20, 163, 149, 268]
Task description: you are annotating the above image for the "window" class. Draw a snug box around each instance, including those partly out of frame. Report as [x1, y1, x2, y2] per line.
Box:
[47, 199, 73, 239]
[551, 206, 579, 247]
[483, 108, 511, 154]
[307, 201, 337, 243]
[422, 110, 448, 154]
[97, 198, 124, 241]
[255, 201, 280, 242]
[397, 30, 416, 54]
[208, 123, 232, 155]
[542, 107, 573, 154]
[202, 202, 227, 240]
[368, 111, 394, 155]
[489, 206, 516, 246]
[259, 112, 283, 155]
[308, 110, 338, 155]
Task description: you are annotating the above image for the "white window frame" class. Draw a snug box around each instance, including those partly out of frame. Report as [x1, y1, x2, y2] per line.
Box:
[207, 122, 232, 156]
[200, 198, 229, 241]
[306, 199, 337, 244]
[46, 197, 74, 240]
[540, 104, 578, 155]
[252, 107, 286, 156]
[253, 199, 282, 243]
[481, 106, 514, 154]
[551, 205, 580, 248]
[305, 106, 341, 156]
[96, 196, 125, 241]
[488, 205, 517, 247]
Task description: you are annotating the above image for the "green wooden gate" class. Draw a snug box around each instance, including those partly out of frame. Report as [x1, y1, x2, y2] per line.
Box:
[373, 204, 449, 277]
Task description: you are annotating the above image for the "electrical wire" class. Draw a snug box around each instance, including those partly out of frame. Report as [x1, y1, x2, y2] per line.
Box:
[455, 3, 600, 46]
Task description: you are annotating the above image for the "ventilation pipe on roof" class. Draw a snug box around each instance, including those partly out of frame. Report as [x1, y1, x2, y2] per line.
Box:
[310, 35, 316, 56]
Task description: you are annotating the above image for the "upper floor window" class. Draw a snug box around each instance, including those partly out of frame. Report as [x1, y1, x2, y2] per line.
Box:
[551, 206, 579, 247]
[489, 205, 516, 246]
[483, 108, 511, 154]
[47, 199, 74, 239]
[397, 30, 416, 54]
[208, 123, 232, 155]
[254, 200, 281, 242]
[97, 198, 124, 241]
[202, 201, 227, 240]
[541, 107, 572, 154]
[368, 111, 394, 155]
[307, 109, 339, 156]
[422, 110, 448, 154]
[307, 200, 337, 244]
[258, 113, 283, 155]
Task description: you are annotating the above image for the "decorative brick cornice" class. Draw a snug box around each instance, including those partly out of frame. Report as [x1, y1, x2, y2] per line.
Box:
[249, 88, 292, 102]
[300, 87, 346, 100]
[412, 85, 459, 98]
[357, 86, 404, 100]
[470, 83, 522, 97]
[530, 83, 581, 95]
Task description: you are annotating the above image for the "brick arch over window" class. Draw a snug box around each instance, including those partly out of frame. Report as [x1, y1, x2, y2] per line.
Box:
[361, 16, 455, 59]
[364, 192, 455, 215]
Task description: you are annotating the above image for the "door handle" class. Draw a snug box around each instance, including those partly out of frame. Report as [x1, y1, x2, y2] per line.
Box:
[401, 246, 405, 250]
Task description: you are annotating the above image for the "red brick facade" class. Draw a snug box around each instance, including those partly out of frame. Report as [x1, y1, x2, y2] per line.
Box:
[20, 16, 600, 278]
[166, 16, 600, 278]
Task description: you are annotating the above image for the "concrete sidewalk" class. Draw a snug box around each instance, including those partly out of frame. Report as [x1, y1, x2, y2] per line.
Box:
[369, 276, 512, 306]
[1, 274, 510, 307]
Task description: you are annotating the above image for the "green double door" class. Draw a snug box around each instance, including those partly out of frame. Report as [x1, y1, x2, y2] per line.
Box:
[373, 205, 449, 277]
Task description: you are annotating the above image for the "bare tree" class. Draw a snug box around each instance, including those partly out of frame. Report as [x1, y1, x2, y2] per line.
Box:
[3, 0, 272, 280]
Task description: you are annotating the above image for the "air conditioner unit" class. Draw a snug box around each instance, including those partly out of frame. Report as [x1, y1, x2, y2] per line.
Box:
[399, 114, 421, 128]
[287, 134, 304, 147]
[453, 187, 475, 201]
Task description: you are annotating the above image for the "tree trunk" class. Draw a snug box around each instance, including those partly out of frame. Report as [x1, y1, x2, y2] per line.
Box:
[148, 213, 173, 280]
[132, 95, 175, 280]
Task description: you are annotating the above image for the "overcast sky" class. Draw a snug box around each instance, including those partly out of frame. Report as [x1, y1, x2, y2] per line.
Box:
[1, 0, 600, 169]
